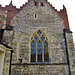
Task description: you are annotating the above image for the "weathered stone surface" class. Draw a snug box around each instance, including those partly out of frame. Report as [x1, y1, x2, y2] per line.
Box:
[11, 65, 69, 75]
[1, 0, 75, 75]
[10, 0, 66, 64]
[3, 51, 11, 75]
[0, 11, 7, 29]
[66, 33, 75, 75]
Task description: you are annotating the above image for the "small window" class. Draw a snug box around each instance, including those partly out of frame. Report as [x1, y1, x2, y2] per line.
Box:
[8, 10, 12, 12]
[35, 2, 38, 6]
[35, 14, 36, 18]
[34, 14, 37, 19]
[41, 2, 44, 6]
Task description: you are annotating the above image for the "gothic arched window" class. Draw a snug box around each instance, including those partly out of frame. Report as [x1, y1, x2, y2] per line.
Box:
[31, 30, 49, 63]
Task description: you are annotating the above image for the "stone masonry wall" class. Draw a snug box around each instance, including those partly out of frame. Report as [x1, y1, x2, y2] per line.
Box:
[11, 0, 66, 64]
[0, 10, 7, 29]
[3, 51, 11, 75]
[0, 0, 74, 75]
[0, 10, 11, 75]
[66, 33, 75, 75]
[9, 0, 69, 74]
[2, 0, 74, 75]
[11, 65, 69, 75]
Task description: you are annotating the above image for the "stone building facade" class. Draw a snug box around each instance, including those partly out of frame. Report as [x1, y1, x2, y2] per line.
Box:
[0, 0, 75, 75]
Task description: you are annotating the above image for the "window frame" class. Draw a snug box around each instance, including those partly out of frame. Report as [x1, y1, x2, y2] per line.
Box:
[34, 2, 38, 6]
[41, 2, 44, 6]
[30, 30, 49, 63]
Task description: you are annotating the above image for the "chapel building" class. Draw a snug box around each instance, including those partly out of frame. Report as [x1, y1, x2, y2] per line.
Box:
[0, 0, 75, 75]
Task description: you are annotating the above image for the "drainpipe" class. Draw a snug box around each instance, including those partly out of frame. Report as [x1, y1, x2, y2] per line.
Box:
[9, 50, 13, 75]
[63, 29, 72, 75]
[0, 29, 4, 42]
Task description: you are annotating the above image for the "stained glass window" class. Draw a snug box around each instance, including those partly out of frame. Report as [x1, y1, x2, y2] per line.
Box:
[31, 41, 36, 62]
[37, 30, 42, 36]
[37, 41, 42, 62]
[44, 41, 49, 62]
[34, 35, 39, 41]
[41, 35, 45, 41]
[31, 30, 49, 63]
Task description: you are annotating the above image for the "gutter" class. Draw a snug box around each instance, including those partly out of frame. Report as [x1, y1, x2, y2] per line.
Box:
[9, 50, 13, 75]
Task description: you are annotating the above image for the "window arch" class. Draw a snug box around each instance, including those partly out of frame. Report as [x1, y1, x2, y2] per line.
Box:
[31, 30, 49, 63]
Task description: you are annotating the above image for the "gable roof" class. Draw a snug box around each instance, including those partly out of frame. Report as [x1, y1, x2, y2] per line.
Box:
[0, 0, 70, 30]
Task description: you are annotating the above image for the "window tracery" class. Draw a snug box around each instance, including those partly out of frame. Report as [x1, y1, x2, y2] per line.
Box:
[31, 30, 49, 63]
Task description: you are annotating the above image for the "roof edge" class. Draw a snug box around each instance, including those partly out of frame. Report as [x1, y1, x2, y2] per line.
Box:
[45, 1, 70, 30]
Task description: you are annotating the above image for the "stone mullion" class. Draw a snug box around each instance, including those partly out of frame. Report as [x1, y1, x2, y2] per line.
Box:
[42, 42, 44, 62]
[36, 42, 37, 62]
[29, 40, 31, 63]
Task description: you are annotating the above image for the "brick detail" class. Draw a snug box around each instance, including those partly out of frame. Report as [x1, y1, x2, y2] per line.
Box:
[0, 3, 19, 27]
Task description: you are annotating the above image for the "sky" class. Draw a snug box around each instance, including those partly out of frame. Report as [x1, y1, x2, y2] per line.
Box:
[0, 0, 75, 43]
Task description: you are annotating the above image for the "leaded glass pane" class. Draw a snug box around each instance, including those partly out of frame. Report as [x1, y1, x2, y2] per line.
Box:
[41, 35, 45, 41]
[31, 30, 49, 63]
[44, 41, 49, 62]
[34, 35, 39, 41]
[37, 41, 42, 62]
[31, 41, 36, 62]
[37, 31, 42, 36]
